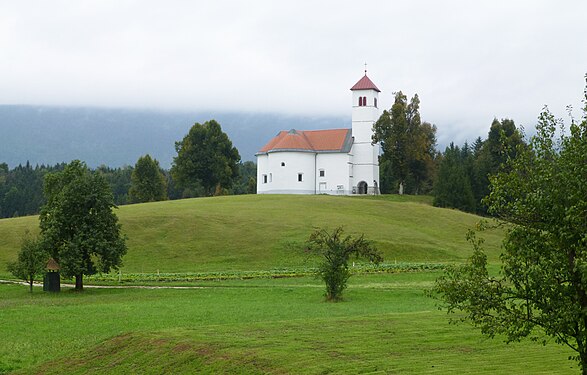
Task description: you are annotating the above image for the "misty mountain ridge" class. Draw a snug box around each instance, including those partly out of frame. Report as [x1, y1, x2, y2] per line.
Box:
[0, 105, 348, 168]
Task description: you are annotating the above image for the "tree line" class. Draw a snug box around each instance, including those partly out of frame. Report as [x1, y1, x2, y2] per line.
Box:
[2, 104, 525, 219]
[374, 91, 524, 215]
[0, 120, 257, 219]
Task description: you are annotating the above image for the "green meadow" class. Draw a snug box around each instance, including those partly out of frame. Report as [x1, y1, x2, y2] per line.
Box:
[0, 194, 503, 274]
[0, 195, 577, 373]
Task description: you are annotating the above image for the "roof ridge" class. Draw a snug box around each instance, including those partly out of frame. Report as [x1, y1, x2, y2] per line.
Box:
[350, 75, 381, 92]
[299, 129, 315, 150]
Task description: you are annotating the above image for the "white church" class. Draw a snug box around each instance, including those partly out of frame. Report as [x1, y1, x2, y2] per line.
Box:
[256, 72, 381, 195]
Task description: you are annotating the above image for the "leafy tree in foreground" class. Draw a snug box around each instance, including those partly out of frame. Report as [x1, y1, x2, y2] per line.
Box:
[171, 120, 241, 197]
[306, 227, 382, 301]
[40, 160, 127, 291]
[7, 232, 48, 293]
[432, 79, 587, 374]
[129, 154, 167, 203]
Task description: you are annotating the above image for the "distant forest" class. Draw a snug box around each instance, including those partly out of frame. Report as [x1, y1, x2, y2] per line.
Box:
[0, 161, 257, 219]
[0, 116, 520, 219]
[0, 102, 525, 219]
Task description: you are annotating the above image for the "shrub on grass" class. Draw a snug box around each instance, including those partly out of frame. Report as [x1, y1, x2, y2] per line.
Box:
[306, 227, 382, 301]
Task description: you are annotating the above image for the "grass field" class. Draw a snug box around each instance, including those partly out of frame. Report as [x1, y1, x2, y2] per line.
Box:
[0, 273, 576, 374]
[0, 194, 504, 277]
[1, 195, 577, 373]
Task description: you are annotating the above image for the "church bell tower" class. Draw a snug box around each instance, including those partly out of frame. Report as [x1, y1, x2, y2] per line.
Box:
[350, 72, 381, 194]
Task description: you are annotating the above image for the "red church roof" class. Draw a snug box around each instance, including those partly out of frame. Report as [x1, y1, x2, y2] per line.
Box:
[350, 74, 381, 92]
[257, 128, 352, 154]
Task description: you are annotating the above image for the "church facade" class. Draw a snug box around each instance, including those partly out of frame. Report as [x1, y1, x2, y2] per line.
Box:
[256, 73, 381, 195]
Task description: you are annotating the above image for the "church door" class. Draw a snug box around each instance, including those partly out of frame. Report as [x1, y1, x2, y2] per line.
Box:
[358, 181, 368, 194]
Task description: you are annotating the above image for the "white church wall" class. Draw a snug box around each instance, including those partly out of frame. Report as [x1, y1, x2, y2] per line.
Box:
[257, 74, 383, 196]
[256, 154, 269, 193]
[315, 153, 352, 195]
[257, 151, 316, 194]
[351, 92, 379, 144]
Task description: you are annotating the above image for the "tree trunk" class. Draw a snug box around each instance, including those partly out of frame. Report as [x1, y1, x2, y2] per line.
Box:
[579, 340, 587, 375]
[29, 275, 33, 293]
[75, 274, 83, 291]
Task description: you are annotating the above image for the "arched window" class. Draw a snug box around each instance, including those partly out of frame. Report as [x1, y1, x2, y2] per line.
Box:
[358, 97, 363, 106]
[363, 96, 367, 106]
[374, 98, 377, 108]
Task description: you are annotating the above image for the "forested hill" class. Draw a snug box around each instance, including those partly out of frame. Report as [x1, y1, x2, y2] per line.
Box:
[0, 105, 347, 168]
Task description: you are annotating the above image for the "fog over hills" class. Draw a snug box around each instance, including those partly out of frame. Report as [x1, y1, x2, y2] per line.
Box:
[0, 105, 348, 168]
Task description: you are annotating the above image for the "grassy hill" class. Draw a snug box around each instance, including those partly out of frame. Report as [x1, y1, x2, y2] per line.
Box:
[0, 194, 503, 275]
[2, 195, 579, 374]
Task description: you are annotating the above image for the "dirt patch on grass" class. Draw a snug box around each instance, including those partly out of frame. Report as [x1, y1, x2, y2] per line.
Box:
[173, 343, 192, 353]
[26, 332, 284, 375]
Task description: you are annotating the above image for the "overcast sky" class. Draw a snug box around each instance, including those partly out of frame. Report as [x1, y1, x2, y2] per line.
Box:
[2, 1, 586, 147]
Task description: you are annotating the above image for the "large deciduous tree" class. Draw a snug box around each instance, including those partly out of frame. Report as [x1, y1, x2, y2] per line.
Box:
[306, 227, 382, 301]
[433, 78, 587, 374]
[373, 92, 437, 195]
[171, 120, 240, 197]
[40, 160, 127, 291]
[129, 154, 167, 203]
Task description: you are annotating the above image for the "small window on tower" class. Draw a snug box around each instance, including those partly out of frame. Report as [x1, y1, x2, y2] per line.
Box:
[262, 174, 267, 184]
[374, 98, 377, 108]
[281, 162, 285, 167]
[363, 96, 367, 106]
[319, 169, 325, 177]
[298, 173, 303, 182]
[358, 97, 362, 106]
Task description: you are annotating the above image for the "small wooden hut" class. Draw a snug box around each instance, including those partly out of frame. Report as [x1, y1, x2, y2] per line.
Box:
[43, 258, 61, 292]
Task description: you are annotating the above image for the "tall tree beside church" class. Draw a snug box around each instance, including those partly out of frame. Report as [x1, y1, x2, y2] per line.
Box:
[373, 92, 437, 194]
[171, 120, 241, 197]
[128, 154, 167, 203]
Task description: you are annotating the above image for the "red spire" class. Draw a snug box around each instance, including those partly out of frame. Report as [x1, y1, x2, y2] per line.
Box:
[350, 74, 381, 92]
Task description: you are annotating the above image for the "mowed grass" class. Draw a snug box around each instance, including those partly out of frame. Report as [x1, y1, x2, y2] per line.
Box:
[1, 273, 576, 374]
[0, 194, 504, 276]
[2, 195, 557, 374]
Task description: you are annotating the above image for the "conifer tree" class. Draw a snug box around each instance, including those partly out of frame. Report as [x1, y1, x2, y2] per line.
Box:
[129, 154, 167, 203]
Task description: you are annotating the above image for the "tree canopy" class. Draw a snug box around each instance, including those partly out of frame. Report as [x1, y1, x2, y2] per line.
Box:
[171, 120, 241, 197]
[373, 92, 437, 195]
[39, 160, 127, 290]
[433, 143, 476, 212]
[433, 78, 587, 373]
[432, 118, 525, 214]
[129, 154, 167, 203]
[7, 232, 48, 293]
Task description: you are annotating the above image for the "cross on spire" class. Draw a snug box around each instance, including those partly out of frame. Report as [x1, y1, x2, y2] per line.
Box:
[364, 62, 368, 75]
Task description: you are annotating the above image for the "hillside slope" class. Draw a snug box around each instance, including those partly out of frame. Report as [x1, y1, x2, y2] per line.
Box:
[0, 194, 503, 274]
